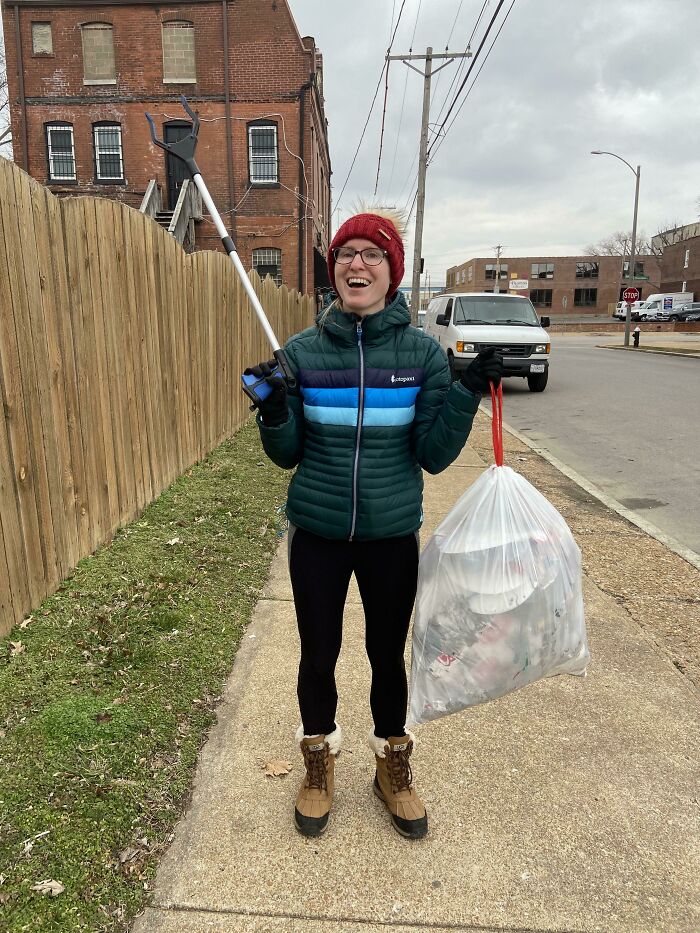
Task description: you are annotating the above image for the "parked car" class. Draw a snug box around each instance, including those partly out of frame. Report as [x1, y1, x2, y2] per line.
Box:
[633, 292, 693, 321]
[666, 302, 700, 322]
[423, 292, 551, 392]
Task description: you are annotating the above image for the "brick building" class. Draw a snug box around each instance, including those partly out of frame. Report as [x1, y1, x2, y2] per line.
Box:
[1, 0, 331, 294]
[660, 236, 699, 299]
[445, 254, 661, 314]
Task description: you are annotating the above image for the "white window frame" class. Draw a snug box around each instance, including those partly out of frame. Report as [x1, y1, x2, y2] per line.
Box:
[248, 124, 279, 184]
[93, 124, 124, 181]
[252, 248, 282, 286]
[46, 124, 76, 181]
[684, 248, 690, 269]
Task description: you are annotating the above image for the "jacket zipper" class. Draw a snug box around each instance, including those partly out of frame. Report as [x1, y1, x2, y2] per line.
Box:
[349, 321, 365, 540]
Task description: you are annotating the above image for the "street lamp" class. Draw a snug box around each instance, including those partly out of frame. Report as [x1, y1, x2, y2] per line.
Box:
[591, 150, 641, 346]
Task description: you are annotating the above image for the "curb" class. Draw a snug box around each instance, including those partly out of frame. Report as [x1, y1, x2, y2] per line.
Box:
[596, 344, 700, 359]
[480, 405, 700, 572]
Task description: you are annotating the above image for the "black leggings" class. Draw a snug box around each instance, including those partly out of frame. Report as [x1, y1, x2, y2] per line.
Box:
[289, 525, 420, 739]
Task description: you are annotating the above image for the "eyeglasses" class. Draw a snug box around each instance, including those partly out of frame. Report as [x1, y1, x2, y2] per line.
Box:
[332, 247, 387, 266]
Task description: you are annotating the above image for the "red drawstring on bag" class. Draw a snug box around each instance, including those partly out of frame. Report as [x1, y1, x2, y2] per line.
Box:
[490, 381, 504, 466]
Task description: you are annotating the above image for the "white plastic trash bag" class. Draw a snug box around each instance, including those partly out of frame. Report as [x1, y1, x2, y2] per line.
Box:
[408, 390, 589, 725]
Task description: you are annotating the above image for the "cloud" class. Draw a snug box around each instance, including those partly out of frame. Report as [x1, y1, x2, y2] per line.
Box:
[291, 0, 700, 283]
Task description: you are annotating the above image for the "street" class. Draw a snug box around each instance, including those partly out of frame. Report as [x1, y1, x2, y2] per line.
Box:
[498, 332, 700, 557]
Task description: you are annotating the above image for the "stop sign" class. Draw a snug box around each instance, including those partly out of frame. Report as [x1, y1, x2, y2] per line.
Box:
[623, 286, 640, 303]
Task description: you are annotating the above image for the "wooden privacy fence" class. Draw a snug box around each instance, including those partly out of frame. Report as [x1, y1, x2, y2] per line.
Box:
[0, 159, 315, 636]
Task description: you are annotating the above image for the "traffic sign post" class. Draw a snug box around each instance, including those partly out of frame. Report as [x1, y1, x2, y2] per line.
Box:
[622, 287, 640, 343]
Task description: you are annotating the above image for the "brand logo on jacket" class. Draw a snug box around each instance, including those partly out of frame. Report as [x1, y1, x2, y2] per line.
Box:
[391, 374, 415, 383]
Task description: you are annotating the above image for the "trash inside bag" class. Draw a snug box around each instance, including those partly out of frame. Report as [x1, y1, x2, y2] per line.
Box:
[408, 388, 589, 725]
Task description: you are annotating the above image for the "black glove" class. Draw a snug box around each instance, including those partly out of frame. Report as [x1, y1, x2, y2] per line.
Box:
[244, 359, 289, 427]
[460, 347, 504, 395]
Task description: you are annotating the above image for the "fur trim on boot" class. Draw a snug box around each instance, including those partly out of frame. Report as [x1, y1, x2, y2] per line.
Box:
[367, 729, 416, 759]
[295, 723, 342, 756]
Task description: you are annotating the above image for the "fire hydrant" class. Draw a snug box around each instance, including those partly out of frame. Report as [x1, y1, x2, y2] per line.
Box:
[633, 326, 641, 348]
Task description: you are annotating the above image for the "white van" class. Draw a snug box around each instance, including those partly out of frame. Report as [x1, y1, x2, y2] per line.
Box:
[634, 292, 693, 320]
[423, 292, 551, 392]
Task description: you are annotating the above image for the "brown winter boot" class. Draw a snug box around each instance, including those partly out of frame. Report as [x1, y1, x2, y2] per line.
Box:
[294, 725, 341, 837]
[370, 732, 428, 839]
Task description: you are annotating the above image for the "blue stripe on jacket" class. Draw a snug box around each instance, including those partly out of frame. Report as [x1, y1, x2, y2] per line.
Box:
[301, 386, 421, 409]
[304, 405, 416, 427]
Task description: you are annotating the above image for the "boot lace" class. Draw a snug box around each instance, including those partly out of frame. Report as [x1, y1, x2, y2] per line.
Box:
[387, 741, 413, 794]
[302, 743, 329, 791]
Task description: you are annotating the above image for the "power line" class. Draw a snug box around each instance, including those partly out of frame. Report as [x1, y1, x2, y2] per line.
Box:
[429, 0, 510, 150]
[334, 0, 408, 212]
[429, 0, 517, 164]
[375, 0, 422, 197]
[432, 0, 489, 129]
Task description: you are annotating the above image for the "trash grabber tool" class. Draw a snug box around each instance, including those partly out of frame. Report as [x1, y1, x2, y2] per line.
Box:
[145, 95, 295, 406]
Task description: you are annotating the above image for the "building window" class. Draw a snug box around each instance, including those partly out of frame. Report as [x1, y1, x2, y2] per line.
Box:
[81, 23, 116, 84]
[684, 248, 690, 269]
[45, 123, 76, 181]
[253, 248, 282, 286]
[682, 280, 687, 292]
[574, 288, 597, 307]
[576, 261, 599, 278]
[460, 269, 466, 283]
[485, 264, 508, 280]
[93, 123, 124, 182]
[531, 263, 554, 279]
[468, 265, 473, 282]
[248, 123, 279, 184]
[32, 22, 53, 54]
[622, 260, 644, 277]
[162, 21, 196, 83]
[530, 289, 553, 307]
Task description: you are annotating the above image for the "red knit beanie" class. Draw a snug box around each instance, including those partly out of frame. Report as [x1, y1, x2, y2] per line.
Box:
[328, 212, 405, 298]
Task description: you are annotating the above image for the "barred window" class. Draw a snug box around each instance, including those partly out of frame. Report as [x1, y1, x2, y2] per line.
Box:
[93, 123, 123, 181]
[576, 261, 599, 278]
[530, 288, 553, 307]
[162, 21, 196, 83]
[45, 123, 76, 181]
[574, 288, 597, 307]
[248, 124, 279, 184]
[531, 262, 554, 279]
[32, 22, 53, 54]
[81, 23, 116, 84]
[253, 248, 282, 286]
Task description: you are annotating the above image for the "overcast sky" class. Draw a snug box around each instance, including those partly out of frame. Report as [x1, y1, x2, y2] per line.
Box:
[2, 2, 699, 285]
[291, 0, 700, 283]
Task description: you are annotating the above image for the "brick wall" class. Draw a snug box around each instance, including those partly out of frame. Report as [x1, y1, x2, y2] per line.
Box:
[2, 0, 331, 294]
[445, 254, 662, 313]
[660, 236, 700, 299]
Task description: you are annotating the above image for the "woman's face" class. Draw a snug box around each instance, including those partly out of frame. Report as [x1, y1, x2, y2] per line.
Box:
[333, 238, 391, 316]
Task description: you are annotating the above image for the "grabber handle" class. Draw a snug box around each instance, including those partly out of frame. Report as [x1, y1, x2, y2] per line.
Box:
[241, 349, 295, 407]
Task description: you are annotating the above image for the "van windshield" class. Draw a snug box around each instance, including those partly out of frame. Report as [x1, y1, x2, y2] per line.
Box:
[452, 295, 540, 326]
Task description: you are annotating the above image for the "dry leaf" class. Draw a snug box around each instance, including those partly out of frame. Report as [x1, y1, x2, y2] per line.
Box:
[31, 879, 65, 897]
[166, 537, 181, 546]
[261, 759, 292, 777]
[20, 616, 33, 629]
[118, 846, 139, 864]
[9, 641, 25, 657]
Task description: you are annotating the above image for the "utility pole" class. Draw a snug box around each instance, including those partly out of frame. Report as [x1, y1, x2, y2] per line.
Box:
[387, 46, 472, 324]
[493, 244, 504, 294]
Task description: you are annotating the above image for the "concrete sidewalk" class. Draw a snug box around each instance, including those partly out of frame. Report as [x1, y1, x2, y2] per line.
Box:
[134, 418, 699, 933]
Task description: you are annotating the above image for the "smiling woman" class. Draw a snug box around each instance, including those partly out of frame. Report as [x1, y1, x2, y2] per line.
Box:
[245, 205, 504, 842]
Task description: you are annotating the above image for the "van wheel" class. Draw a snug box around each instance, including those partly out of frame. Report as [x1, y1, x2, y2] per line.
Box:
[527, 371, 548, 392]
[447, 352, 457, 382]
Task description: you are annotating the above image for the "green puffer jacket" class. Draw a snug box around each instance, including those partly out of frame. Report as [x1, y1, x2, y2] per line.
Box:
[257, 291, 480, 540]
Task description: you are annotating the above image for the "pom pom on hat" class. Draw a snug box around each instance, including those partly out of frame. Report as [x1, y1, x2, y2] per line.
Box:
[328, 207, 406, 298]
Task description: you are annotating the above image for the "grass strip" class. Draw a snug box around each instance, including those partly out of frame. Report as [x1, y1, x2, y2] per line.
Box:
[0, 421, 289, 931]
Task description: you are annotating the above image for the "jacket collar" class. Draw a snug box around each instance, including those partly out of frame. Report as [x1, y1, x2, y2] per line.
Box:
[317, 291, 411, 346]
